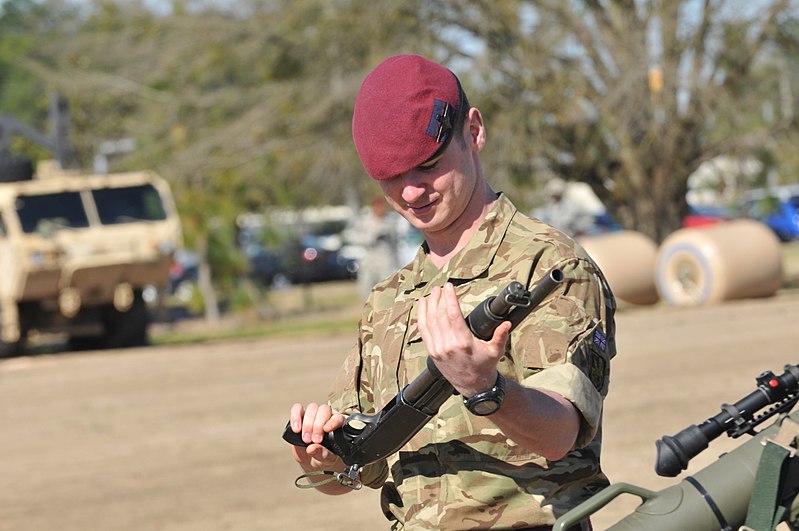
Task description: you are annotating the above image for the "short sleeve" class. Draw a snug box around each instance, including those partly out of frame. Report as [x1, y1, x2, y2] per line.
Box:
[512, 255, 615, 448]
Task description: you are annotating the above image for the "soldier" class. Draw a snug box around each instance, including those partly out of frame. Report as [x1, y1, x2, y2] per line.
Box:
[532, 177, 595, 239]
[287, 54, 616, 530]
[351, 196, 402, 300]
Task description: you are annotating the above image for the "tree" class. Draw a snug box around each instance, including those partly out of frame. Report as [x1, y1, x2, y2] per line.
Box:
[8, 0, 798, 256]
[0, 0, 66, 153]
[438, 0, 799, 241]
[1, 0, 450, 319]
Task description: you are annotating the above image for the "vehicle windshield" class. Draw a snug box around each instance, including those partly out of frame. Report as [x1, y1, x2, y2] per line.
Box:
[92, 184, 167, 224]
[16, 191, 90, 233]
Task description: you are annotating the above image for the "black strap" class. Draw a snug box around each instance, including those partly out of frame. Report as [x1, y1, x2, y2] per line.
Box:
[684, 475, 733, 531]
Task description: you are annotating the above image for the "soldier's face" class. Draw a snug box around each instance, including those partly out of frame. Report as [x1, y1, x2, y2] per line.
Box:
[378, 135, 478, 238]
[378, 107, 486, 243]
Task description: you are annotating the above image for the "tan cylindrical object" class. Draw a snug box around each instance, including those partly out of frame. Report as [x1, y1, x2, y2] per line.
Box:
[655, 219, 783, 306]
[579, 231, 660, 306]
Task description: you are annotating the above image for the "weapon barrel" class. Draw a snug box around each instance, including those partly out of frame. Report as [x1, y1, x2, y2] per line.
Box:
[507, 268, 564, 329]
[467, 269, 564, 340]
[525, 268, 565, 313]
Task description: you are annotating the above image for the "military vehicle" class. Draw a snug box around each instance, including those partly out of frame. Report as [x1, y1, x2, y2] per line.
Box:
[0, 164, 182, 356]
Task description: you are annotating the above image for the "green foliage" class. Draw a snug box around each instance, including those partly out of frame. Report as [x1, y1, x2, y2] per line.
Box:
[206, 219, 247, 293]
[0, 0, 49, 35]
[2, 0, 798, 252]
[450, 0, 799, 241]
[0, 33, 40, 125]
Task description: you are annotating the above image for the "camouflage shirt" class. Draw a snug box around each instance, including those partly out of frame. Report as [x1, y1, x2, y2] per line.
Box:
[329, 193, 617, 530]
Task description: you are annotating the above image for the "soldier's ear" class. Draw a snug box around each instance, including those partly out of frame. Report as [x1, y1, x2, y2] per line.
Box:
[467, 108, 485, 152]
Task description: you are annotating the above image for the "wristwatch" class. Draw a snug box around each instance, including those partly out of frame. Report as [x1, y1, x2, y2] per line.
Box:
[463, 372, 506, 416]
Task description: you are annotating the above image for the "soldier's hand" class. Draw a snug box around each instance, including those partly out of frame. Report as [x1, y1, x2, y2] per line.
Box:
[288, 402, 345, 471]
[418, 282, 512, 397]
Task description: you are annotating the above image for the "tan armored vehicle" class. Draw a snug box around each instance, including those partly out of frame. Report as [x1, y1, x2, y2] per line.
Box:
[0, 167, 182, 356]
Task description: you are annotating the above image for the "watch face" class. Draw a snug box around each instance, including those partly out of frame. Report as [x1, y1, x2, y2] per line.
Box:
[471, 398, 500, 416]
[464, 373, 505, 416]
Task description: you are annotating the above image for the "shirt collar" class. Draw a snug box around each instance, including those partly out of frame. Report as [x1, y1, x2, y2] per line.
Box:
[399, 192, 518, 291]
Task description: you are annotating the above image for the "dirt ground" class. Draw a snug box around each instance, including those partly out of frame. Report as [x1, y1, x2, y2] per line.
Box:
[1, 286, 798, 531]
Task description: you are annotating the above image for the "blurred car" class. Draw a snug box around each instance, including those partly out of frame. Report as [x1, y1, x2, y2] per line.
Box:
[247, 247, 284, 287]
[585, 211, 621, 236]
[741, 193, 799, 242]
[163, 250, 201, 319]
[682, 204, 735, 228]
[247, 236, 358, 288]
[279, 237, 358, 284]
[168, 249, 199, 294]
[143, 249, 200, 321]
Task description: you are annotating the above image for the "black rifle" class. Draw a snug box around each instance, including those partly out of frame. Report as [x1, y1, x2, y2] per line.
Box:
[282, 268, 564, 488]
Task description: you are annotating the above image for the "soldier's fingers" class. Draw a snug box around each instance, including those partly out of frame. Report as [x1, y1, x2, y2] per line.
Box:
[430, 286, 448, 325]
[422, 287, 436, 319]
[443, 283, 464, 324]
[437, 283, 473, 354]
[289, 403, 305, 433]
[421, 287, 445, 354]
[489, 320, 512, 353]
[430, 285, 451, 336]
[290, 443, 311, 466]
[417, 296, 428, 335]
[302, 402, 319, 444]
[442, 283, 472, 346]
[312, 404, 333, 444]
[324, 412, 346, 432]
[306, 442, 337, 467]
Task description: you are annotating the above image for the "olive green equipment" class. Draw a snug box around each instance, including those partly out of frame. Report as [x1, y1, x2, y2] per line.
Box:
[553, 363, 799, 531]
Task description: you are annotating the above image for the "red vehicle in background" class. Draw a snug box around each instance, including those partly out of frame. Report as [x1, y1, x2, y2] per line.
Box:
[682, 205, 735, 228]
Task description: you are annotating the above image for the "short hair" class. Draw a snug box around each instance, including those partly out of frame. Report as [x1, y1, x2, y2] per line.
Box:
[454, 89, 471, 148]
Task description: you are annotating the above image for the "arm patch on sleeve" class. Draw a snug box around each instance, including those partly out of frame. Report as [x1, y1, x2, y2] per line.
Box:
[587, 347, 607, 392]
[592, 328, 607, 351]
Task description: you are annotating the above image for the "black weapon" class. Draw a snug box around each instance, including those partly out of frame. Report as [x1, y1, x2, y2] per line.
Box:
[282, 268, 564, 488]
[655, 363, 799, 477]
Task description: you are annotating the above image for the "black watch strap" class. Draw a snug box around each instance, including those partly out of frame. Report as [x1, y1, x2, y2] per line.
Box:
[463, 372, 506, 416]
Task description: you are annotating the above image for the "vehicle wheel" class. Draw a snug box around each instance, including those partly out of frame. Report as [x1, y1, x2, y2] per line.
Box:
[0, 306, 25, 358]
[0, 338, 22, 358]
[0, 156, 35, 183]
[0, 331, 25, 357]
[774, 228, 791, 242]
[271, 273, 291, 289]
[102, 290, 149, 348]
[67, 335, 105, 352]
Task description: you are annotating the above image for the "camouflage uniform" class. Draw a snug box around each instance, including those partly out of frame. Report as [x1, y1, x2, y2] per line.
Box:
[329, 194, 616, 530]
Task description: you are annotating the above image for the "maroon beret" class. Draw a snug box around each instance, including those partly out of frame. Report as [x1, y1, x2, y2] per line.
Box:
[352, 54, 463, 181]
